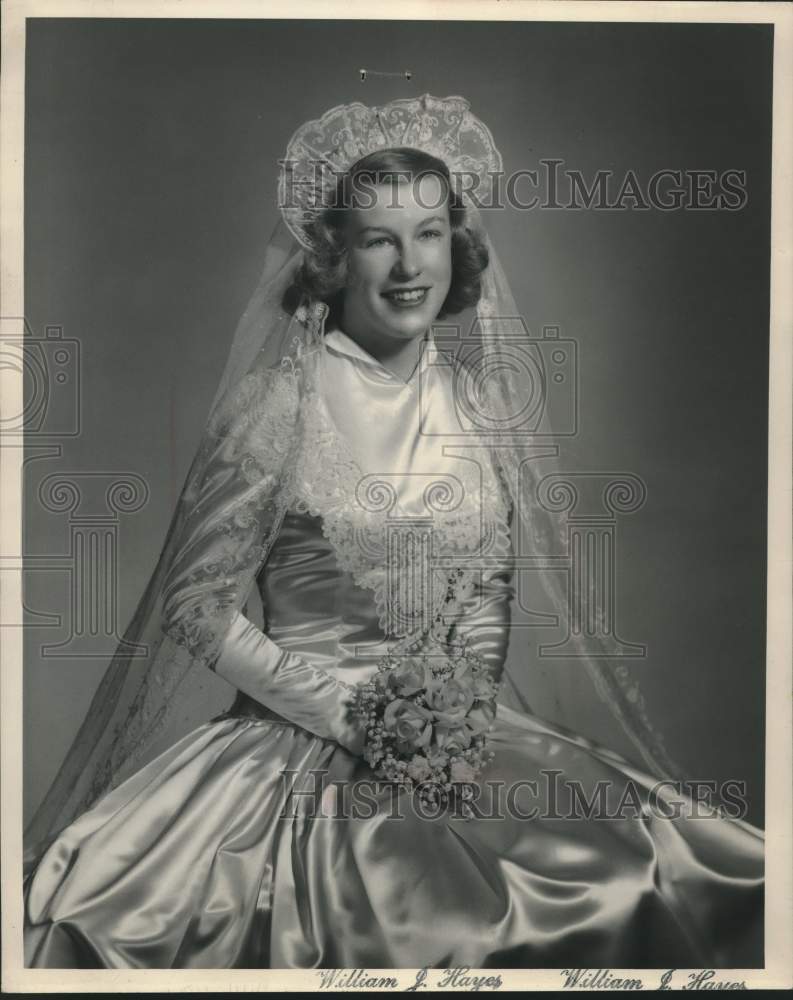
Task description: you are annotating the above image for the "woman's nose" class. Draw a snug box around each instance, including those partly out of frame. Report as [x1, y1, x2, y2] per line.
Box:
[392, 247, 422, 281]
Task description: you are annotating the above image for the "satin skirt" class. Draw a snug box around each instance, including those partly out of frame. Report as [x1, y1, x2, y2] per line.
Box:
[23, 702, 764, 969]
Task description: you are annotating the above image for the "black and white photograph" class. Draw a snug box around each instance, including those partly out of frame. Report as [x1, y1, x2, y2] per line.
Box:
[2, 0, 791, 991]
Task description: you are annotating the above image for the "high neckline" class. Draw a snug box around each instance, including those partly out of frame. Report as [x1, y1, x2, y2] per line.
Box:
[324, 325, 434, 386]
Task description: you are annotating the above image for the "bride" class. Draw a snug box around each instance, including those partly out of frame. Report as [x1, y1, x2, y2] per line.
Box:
[23, 94, 763, 970]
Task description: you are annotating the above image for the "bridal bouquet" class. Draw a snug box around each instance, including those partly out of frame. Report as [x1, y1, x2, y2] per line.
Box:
[352, 643, 499, 816]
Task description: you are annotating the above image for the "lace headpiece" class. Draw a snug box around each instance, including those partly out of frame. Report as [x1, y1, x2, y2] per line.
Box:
[278, 93, 503, 251]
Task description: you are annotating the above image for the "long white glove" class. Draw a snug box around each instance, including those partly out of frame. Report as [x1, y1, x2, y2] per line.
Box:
[212, 610, 365, 755]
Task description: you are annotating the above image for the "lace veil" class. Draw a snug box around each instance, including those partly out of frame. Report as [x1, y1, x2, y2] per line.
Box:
[24, 95, 679, 860]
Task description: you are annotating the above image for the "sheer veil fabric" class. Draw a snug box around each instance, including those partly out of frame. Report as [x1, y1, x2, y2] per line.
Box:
[26, 94, 683, 863]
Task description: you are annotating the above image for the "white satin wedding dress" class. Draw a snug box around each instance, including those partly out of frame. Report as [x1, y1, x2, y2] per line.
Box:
[24, 326, 764, 969]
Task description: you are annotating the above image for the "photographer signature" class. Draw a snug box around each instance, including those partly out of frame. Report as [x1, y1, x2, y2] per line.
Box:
[317, 967, 749, 991]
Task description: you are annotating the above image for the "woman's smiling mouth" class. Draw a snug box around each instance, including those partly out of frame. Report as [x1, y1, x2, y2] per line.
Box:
[381, 286, 430, 307]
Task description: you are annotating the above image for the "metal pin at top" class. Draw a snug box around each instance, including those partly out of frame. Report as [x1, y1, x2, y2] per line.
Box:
[359, 69, 412, 82]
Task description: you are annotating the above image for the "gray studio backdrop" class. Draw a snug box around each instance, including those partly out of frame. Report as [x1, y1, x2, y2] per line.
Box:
[22, 19, 771, 826]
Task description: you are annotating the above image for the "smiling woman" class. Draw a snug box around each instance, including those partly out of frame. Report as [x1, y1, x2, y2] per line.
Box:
[22, 93, 765, 971]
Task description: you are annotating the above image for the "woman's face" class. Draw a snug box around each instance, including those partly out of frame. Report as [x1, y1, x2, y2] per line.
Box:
[340, 173, 453, 346]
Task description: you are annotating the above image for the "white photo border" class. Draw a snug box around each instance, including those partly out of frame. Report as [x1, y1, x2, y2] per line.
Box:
[1, 0, 790, 991]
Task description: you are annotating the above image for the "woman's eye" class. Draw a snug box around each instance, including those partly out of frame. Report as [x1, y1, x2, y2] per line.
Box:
[419, 229, 442, 240]
[365, 236, 392, 248]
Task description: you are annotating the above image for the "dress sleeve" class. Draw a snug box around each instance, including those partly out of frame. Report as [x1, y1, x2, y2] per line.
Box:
[449, 515, 515, 684]
[211, 611, 365, 755]
[452, 492, 515, 682]
[161, 364, 301, 671]
[161, 363, 365, 755]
